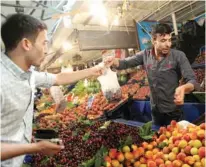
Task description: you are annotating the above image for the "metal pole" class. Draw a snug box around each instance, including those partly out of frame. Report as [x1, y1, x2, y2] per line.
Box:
[171, 12, 178, 35]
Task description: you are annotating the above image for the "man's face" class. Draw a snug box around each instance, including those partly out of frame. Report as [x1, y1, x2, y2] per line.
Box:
[153, 33, 172, 55]
[26, 30, 48, 67]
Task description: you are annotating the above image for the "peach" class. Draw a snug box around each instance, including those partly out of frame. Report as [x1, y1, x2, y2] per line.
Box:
[174, 140, 180, 147]
[104, 156, 112, 163]
[165, 160, 172, 165]
[190, 132, 198, 140]
[201, 157, 205, 166]
[177, 152, 186, 161]
[122, 146, 130, 153]
[163, 147, 170, 154]
[182, 134, 191, 142]
[134, 161, 140, 167]
[109, 149, 117, 159]
[139, 164, 147, 167]
[111, 160, 120, 167]
[139, 157, 146, 164]
[147, 160, 157, 167]
[151, 141, 157, 147]
[182, 164, 191, 167]
[185, 156, 195, 165]
[131, 144, 138, 151]
[166, 131, 171, 138]
[145, 151, 153, 159]
[193, 155, 200, 162]
[197, 129, 205, 139]
[172, 160, 182, 167]
[117, 152, 124, 162]
[168, 152, 176, 161]
[124, 152, 134, 160]
[152, 148, 159, 154]
[142, 142, 148, 149]
[171, 120, 177, 127]
[184, 145, 192, 154]
[191, 147, 198, 155]
[172, 147, 179, 154]
[156, 152, 164, 159]
[133, 150, 140, 159]
[163, 154, 169, 161]
[159, 164, 166, 167]
[137, 147, 145, 156]
[147, 144, 153, 150]
[200, 123, 205, 130]
[198, 147, 205, 158]
[159, 134, 167, 142]
[167, 125, 173, 132]
[178, 140, 188, 149]
[105, 161, 111, 167]
[194, 161, 202, 167]
[159, 127, 167, 134]
[193, 140, 202, 148]
[155, 158, 164, 166]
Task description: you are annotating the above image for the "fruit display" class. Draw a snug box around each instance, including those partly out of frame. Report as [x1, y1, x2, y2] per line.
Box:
[33, 121, 143, 167]
[103, 121, 205, 167]
[128, 69, 147, 84]
[36, 83, 141, 130]
[71, 79, 101, 98]
[193, 54, 205, 64]
[194, 68, 205, 92]
[118, 74, 129, 85]
[133, 86, 150, 100]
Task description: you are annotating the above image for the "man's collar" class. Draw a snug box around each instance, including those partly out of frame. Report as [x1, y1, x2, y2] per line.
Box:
[1, 53, 31, 80]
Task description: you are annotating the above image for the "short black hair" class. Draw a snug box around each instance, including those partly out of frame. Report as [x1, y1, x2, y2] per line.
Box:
[151, 23, 172, 37]
[1, 13, 47, 52]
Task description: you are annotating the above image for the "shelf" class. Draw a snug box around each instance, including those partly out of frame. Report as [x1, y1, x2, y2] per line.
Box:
[191, 63, 205, 69]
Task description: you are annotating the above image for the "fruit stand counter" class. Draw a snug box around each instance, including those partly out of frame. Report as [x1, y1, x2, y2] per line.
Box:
[128, 101, 205, 123]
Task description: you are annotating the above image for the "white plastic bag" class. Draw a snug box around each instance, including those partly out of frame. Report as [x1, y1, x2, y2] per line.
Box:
[177, 120, 195, 129]
[97, 67, 121, 102]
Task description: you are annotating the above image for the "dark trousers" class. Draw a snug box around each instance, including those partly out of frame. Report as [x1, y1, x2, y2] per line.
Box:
[151, 108, 183, 126]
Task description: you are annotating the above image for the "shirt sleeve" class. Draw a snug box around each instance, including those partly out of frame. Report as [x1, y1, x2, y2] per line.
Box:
[117, 50, 145, 70]
[177, 51, 200, 91]
[33, 71, 56, 88]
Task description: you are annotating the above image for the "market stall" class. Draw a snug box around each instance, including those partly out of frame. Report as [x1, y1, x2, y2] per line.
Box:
[1, 1, 205, 167]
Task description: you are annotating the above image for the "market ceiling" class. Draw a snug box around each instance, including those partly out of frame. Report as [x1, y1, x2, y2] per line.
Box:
[1, 0, 205, 70]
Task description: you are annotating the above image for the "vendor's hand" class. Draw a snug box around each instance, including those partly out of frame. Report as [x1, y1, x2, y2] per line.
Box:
[174, 86, 185, 105]
[103, 56, 119, 67]
[35, 140, 64, 155]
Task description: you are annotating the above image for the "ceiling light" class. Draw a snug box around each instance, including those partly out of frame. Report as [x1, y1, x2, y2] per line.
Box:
[113, 15, 119, 26]
[62, 42, 72, 51]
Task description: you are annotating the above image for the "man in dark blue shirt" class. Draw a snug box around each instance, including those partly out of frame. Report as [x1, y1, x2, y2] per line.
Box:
[105, 23, 199, 126]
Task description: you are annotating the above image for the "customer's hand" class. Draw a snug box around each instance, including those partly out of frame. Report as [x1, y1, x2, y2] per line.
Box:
[103, 56, 119, 67]
[174, 86, 185, 105]
[89, 65, 104, 76]
[35, 140, 64, 155]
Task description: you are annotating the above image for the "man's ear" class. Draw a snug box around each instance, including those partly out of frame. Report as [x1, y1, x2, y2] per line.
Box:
[151, 37, 156, 45]
[21, 38, 32, 51]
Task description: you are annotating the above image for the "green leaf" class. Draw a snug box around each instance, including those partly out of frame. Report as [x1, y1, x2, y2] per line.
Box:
[40, 156, 49, 165]
[139, 121, 156, 140]
[99, 121, 111, 130]
[82, 132, 90, 141]
[81, 157, 95, 167]
[157, 142, 169, 149]
[94, 156, 102, 167]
